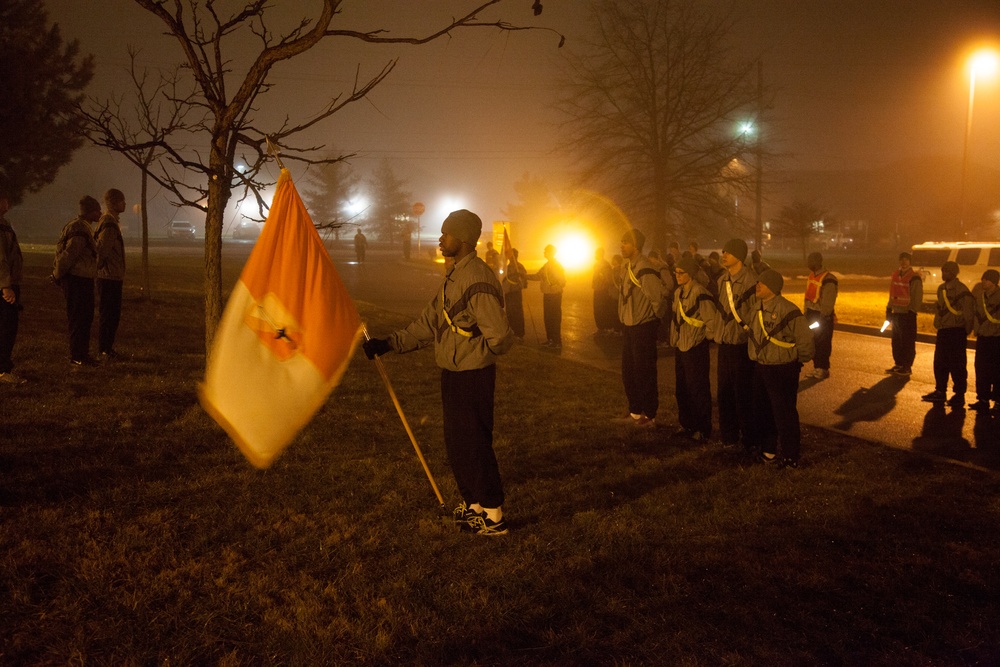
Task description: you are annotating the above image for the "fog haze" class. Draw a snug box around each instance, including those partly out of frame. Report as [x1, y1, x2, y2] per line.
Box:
[21, 0, 1000, 245]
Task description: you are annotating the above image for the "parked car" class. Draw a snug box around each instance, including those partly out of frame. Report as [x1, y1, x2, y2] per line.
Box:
[167, 220, 196, 240]
[232, 220, 261, 240]
[910, 241, 1000, 295]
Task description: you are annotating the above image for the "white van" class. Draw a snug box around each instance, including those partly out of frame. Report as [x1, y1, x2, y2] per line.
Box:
[910, 242, 1000, 294]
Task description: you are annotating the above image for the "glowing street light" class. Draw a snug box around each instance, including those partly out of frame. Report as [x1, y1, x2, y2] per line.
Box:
[959, 47, 999, 237]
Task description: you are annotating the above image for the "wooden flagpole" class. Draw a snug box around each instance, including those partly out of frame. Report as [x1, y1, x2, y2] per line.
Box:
[362, 325, 444, 507]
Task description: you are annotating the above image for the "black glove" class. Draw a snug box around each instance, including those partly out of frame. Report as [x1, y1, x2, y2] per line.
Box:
[363, 338, 392, 360]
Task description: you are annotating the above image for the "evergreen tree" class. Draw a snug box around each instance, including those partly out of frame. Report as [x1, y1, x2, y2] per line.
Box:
[0, 0, 93, 204]
[303, 160, 359, 232]
[367, 160, 412, 244]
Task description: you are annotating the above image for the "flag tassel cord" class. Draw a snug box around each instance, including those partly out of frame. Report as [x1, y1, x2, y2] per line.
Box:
[362, 324, 445, 507]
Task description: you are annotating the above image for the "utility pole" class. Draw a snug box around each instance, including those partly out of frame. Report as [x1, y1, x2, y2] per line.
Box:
[754, 58, 764, 252]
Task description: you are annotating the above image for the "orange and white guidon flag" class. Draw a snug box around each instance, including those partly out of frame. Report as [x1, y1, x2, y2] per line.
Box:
[199, 168, 362, 468]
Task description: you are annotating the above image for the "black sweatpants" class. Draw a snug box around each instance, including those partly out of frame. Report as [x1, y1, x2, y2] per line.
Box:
[891, 310, 917, 368]
[752, 361, 802, 461]
[543, 292, 562, 344]
[0, 285, 20, 373]
[717, 342, 754, 446]
[675, 339, 712, 437]
[975, 335, 1000, 403]
[441, 365, 504, 509]
[933, 327, 968, 395]
[806, 309, 834, 370]
[62, 275, 94, 361]
[622, 319, 659, 419]
[97, 278, 123, 354]
[505, 288, 525, 338]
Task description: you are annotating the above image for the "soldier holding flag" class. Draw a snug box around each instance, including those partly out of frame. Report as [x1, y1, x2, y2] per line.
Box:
[364, 210, 515, 536]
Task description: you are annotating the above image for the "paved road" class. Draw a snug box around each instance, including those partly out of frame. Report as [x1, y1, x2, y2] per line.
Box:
[335, 250, 999, 472]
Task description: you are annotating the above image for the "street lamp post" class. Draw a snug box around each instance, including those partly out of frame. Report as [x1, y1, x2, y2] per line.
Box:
[959, 49, 999, 238]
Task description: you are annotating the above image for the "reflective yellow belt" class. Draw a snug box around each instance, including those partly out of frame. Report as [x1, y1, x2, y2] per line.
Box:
[677, 297, 705, 328]
[983, 293, 1000, 324]
[942, 289, 961, 316]
[441, 285, 472, 337]
[627, 262, 641, 287]
[725, 281, 745, 327]
[757, 310, 795, 348]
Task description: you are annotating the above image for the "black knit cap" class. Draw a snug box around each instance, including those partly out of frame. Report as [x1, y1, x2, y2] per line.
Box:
[440, 209, 482, 246]
[757, 268, 784, 295]
[722, 238, 748, 262]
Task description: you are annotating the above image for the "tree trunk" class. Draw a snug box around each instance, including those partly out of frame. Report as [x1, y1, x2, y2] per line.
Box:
[139, 151, 152, 298]
[204, 144, 231, 357]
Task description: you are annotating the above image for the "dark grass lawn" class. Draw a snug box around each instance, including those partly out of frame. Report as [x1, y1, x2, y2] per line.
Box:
[1, 249, 999, 665]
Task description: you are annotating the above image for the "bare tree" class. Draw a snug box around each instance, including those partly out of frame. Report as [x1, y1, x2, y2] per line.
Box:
[773, 199, 825, 260]
[555, 0, 760, 249]
[120, 0, 562, 353]
[79, 47, 202, 298]
[503, 172, 557, 228]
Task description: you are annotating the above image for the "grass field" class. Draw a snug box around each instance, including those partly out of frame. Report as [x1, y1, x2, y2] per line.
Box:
[2, 249, 999, 665]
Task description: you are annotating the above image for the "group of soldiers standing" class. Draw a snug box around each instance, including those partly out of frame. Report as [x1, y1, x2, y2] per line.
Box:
[0, 190, 127, 384]
[609, 232, 815, 468]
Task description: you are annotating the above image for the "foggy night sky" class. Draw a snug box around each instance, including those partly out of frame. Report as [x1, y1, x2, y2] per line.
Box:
[23, 0, 1000, 237]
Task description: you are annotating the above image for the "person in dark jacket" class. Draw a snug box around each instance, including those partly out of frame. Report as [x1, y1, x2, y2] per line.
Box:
[363, 210, 514, 536]
[921, 261, 974, 408]
[53, 196, 100, 366]
[95, 188, 127, 359]
[969, 269, 1000, 412]
[0, 188, 25, 383]
[747, 269, 814, 469]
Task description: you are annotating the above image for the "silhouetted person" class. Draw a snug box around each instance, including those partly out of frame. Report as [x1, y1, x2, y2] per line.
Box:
[803, 251, 838, 379]
[95, 188, 126, 359]
[592, 247, 618, 334]
[0, 188, 25, 383]
[527, 244, 566, 348]
[354, 228, 367, 263]
[503, 248, 527, 338]
[53, 195, 100, 366]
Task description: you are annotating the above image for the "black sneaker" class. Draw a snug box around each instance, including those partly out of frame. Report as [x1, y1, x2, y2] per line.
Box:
[894, 366, 912, 376]
[884, 365, 901, 374]
[465, 513, 509, 536]
[969, 400, 991, 412]
[921, 390, 946, 403]
[776, 457, 799, 470]
[947, 394, 965, 408]
[452, 502, 480, 526]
